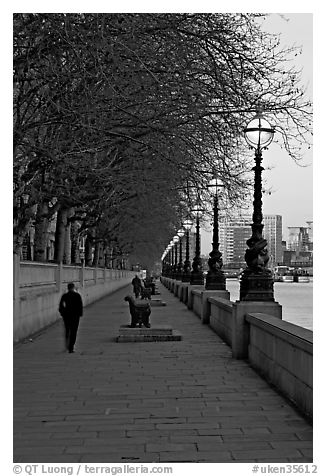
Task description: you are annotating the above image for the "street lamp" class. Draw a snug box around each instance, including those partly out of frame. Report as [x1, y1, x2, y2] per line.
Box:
[169, 241, 174, 278]
[240, 110, 275, 301]
[167, 244, 173, 277]
[182, 219, 193, 282]
[205, 178, 226, 290]
[177, 228, 185, 280]
[172, 235, 179, 279]
[190, 205, 204, 285]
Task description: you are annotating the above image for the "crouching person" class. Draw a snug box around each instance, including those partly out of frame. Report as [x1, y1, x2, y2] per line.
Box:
[124, 295, 151, 328]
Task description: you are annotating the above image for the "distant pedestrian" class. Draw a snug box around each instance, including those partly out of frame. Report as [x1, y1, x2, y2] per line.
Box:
[59, 282, 83, 353]
[131, 274, 142, 298]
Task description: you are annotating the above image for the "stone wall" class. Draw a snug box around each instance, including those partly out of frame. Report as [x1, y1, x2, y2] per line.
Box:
[246, 312, 313, 418]
[209, 296, 233, 346]
[13, 255, 133, 342]
[192, 290, 203, 318]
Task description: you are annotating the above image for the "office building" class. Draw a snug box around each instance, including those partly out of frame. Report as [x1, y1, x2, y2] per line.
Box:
[263, 215, 283, 266]
[219, 214, 283, 268]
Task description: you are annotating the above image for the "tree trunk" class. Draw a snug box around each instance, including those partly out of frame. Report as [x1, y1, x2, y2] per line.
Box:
[63, 221, 71, 264]
[104, 245, 109, 268]
[98, 242, 105, 267]
[92, 240, 100, 267]
[70, 221, 80, 264]
[54, 208, 68, 263]
[85, 229, 94, 266]
[34, 201, 50, 262]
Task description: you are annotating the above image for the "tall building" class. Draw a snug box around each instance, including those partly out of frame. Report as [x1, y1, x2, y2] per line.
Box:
[287, 222, 313, 263]
[306, 221, 313, 248]
[287, 226, 311, 253]
[219, 214, 283, 268]
[219, 215, 251, 266]
[263, 215, 283, 266]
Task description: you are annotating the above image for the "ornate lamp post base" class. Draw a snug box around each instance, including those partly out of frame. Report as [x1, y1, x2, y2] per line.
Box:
[182, 263, 191, 282]
[239, 268, 275, 301]
[190, 272, 204, 285]
[205, 270, 226, 290]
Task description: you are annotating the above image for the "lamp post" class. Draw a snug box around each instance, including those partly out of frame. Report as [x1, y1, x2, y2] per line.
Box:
[182, 219, 193, 282]
[177, 228, 185, 280]
[205, 178, 226, 290]
[166, 245, 172, 277]
[161, 249, 167, 277]
[190, 206, 204, 285]
[172, 235, 179, 279]
[240, 110, 275, 301]
[169, 242, 174, 278]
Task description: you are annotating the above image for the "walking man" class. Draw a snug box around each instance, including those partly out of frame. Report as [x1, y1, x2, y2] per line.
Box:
[59, 282, 83, 353]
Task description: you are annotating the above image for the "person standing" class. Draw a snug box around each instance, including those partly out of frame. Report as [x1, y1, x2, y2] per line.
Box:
[59, 282, 83, 353]
[131, 274, 142, 298]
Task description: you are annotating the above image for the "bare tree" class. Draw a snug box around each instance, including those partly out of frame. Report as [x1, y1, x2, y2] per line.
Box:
[13, 13, 312, 266]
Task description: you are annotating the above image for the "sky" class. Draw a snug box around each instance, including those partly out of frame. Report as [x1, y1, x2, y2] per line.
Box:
[201, 13, 313, 255]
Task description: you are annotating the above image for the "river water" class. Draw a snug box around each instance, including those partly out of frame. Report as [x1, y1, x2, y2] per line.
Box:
[226, 279, 313, 331]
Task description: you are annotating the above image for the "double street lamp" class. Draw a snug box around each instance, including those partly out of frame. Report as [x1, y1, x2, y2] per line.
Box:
[190, 205, 204, 285]
[172, 235, 179, 278]
[205, 178, 226, 290]
[182, 219, 193, 282]
[240, 110, 276, 301]
[176, 228, 185, 280]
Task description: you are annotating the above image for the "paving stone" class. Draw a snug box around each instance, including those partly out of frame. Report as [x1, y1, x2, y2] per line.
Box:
[13, 438, 84, 446]
[241, 428, 272, 435]
[79, 453, 160, 463]
[270, 441, 313, 449]
[287, 456, 313, 462]
[222, 433, 300, 442]
[198, 441, 273, 452]
[296, 431, 313, 440]
[66, 444, 145, 454]
[159, 450, 233, 462]
[231, 448, 302, 459]
[14, 446, 66, 454]
[51, 431, 98, 439]
[170, 435, 223, 443]
[156, 423, 220, 430]
[299, 448, 313, 457]
[16, 454, 81, 463]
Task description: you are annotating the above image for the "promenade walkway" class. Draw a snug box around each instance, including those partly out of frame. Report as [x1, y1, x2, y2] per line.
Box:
[14, 282, 313, 463]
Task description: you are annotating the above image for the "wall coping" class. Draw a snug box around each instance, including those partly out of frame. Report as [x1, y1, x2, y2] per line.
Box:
[192, 289, 203, 297]
[246, 312, 313, 354]
[20, 261, 58, 268]
[208, 296, 234, 311]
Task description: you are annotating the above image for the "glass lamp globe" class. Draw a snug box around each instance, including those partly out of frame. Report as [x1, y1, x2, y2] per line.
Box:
[192, 204, 203, 218]
[183, 219, 192, 230]
[244, 111, 275, 149]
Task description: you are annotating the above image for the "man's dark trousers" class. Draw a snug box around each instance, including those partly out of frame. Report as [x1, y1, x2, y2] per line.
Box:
[62, 315, 80, 352]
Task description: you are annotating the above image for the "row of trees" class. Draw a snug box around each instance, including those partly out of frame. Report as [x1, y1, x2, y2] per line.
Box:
[13, 13, 312, 270]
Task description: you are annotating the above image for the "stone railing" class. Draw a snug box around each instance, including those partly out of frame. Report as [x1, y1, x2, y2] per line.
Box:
[161, 276, 313, 419]
[13, 255, 133, 342]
